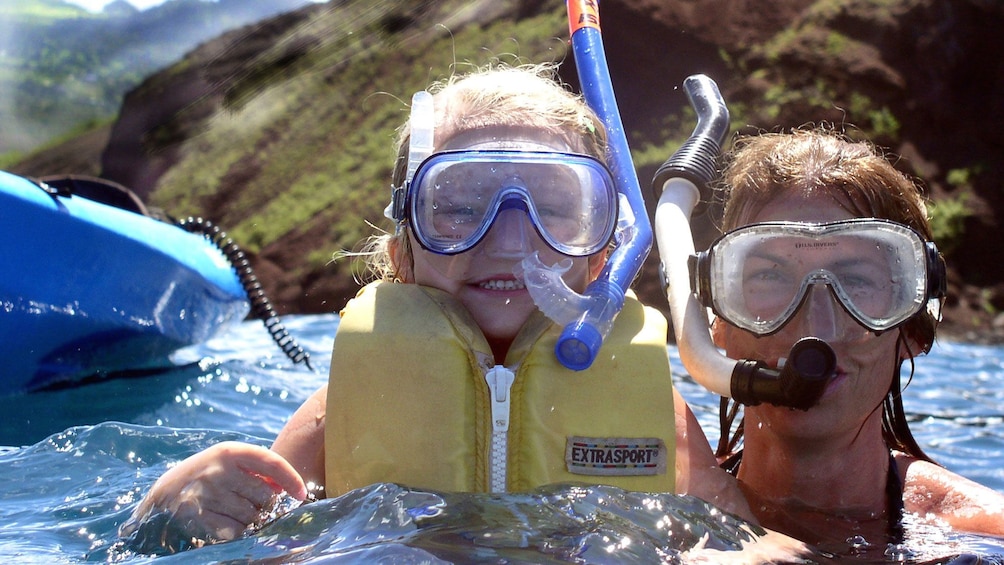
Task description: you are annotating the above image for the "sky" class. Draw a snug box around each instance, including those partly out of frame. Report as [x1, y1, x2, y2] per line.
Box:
[64, 0, 169, 11]
[64, 0, 325, 12]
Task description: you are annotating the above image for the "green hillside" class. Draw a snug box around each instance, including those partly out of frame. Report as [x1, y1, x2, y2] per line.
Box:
[0, 0, 311, 161]
[137, 0, 572, 282]
[0, 0, 91, 21]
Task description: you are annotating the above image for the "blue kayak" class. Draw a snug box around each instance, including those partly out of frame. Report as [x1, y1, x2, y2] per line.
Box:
[0, 170, 250, 393]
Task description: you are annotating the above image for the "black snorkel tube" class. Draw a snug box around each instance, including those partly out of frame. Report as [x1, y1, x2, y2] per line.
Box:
[652, 75, 835, 410]
[527, 0, 652, 371]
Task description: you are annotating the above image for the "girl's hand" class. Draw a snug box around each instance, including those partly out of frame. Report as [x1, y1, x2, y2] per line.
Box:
[120, 441, 307, 551]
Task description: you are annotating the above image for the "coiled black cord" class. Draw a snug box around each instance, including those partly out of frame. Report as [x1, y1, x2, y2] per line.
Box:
[177, 217, 313, 370]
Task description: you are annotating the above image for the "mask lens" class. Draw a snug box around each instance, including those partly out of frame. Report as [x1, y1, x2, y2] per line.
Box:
[705, 219, 930, 335]
[412, 158, 493, 253]
[408, 151, 617, 256]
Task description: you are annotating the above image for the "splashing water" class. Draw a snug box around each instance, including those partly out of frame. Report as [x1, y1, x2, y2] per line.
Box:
[0, 315, 1002, 563]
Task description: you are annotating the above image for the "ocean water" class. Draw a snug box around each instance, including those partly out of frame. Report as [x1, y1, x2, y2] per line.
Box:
[1, 314, 1002, 564]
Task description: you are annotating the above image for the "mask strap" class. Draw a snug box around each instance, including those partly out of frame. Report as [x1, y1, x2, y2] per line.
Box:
[386, 91, 435, 223]
[406, 91, 435, 183]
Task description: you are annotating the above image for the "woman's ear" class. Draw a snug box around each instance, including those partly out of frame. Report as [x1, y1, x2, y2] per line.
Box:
[900, 315, 936, 358]
[710, 316, 727, 349]
[897, 327, 926, 361]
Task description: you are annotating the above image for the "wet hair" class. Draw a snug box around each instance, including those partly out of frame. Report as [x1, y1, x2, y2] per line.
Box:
[714, 127, 938, 464]
[357, 62, 609, 283]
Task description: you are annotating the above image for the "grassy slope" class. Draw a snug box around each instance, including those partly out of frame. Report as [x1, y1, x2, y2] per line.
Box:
[0, 0, 311, 160]
[10, 0, 1001, 337]
[149, 0, 571, 281]
[0, 0, 91, 21]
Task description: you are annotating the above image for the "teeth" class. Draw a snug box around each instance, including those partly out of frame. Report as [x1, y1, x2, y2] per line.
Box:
[480, 279, 526, 291]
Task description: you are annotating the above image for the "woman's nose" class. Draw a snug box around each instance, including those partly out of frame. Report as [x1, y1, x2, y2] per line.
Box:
[798, 285, 841, 342]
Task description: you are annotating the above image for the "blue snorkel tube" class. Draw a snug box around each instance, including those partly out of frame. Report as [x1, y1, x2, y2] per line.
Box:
[525, 0, 652, 371]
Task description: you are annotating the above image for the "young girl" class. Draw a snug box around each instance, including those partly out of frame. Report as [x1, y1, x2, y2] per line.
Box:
[120, 63, 750, 547]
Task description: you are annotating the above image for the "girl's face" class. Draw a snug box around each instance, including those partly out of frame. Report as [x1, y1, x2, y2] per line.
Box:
[713, 191, 901, 441]
[409, 126, 604, 357]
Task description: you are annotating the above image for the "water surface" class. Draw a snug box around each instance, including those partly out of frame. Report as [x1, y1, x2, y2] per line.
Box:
[1, 315, 1002, 563]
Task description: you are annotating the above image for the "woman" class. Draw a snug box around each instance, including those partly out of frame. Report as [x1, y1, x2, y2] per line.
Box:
[707, 128, 1004, 550]
[119, 63, 753, 550]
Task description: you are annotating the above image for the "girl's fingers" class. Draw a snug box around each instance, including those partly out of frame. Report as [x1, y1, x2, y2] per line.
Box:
[200, 442, 308, 500]
[124, 441, 308, 546]
[232, 446, 309, 500]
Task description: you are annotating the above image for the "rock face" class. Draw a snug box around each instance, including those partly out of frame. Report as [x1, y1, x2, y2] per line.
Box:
[12, 0, 1004, 342]
[603, 0, 1004, 342]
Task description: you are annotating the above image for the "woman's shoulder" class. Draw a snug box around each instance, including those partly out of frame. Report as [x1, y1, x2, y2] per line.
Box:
[896, 452, 1004, 536]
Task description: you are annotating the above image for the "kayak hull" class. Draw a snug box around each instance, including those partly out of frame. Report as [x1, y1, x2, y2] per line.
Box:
[0, 171, 249, 392]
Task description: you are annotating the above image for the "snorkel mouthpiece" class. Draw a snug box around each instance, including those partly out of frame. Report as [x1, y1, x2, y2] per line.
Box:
[730, 338, 835, 410]
[519, 252, 627, 371]
[520, 253, 576, 323]
[558, 280, 626, 370]
[520, 192, 634, 370]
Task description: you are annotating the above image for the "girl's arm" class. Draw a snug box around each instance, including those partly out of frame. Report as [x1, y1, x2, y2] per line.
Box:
[119, 441, 306, 545]
[119, 386, 328, 547]
[271, 384, 328, 497]
[672, 388, 756, 523]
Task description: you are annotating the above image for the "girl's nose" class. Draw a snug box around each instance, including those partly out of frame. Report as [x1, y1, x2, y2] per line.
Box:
[482, 208, 532, 259]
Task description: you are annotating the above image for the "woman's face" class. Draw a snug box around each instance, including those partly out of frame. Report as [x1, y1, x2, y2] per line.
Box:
[408, 125, 604, 355]
[714, 190, 900, 441]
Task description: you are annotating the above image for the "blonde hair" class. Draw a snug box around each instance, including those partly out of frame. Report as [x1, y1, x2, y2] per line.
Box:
[358, 62, 608, 283]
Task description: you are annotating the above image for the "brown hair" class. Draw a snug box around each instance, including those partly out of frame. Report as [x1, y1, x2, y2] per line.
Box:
[718, 128, 938, 350]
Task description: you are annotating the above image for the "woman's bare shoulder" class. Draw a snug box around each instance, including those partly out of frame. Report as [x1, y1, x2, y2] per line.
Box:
[897, 453, 1004, 536]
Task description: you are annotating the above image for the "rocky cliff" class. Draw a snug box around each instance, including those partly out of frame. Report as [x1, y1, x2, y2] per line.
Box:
[11, 0, 1004, 342]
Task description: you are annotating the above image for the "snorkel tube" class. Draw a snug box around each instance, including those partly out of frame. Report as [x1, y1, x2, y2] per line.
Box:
[652, 75, 834, 410]
[522, 0, 652, 371]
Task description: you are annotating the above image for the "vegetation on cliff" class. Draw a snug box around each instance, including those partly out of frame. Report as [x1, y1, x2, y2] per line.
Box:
[8, 0, 1004, 342]
[0, 0, 313, 160]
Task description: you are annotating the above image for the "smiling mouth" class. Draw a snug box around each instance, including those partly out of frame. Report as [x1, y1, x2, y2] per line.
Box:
[479, 279, 526, 291]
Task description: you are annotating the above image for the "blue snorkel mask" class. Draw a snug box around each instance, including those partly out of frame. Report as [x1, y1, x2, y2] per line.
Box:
[393, 150, 619, 259]
[386, 2, 654, 371]
[386, 92, 622, 263]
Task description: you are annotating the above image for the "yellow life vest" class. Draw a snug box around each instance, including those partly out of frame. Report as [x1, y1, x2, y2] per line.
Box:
[324, 281, 676, 496]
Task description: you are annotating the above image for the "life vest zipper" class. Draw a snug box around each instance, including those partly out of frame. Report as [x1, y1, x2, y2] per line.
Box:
[484, 364, 515, 493]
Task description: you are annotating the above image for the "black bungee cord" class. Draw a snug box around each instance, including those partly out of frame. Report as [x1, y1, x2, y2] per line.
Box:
[177, 216, 314, 371]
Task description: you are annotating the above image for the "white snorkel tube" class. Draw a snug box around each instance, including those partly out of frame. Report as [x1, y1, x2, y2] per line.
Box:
[653, 75, 835, 410]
